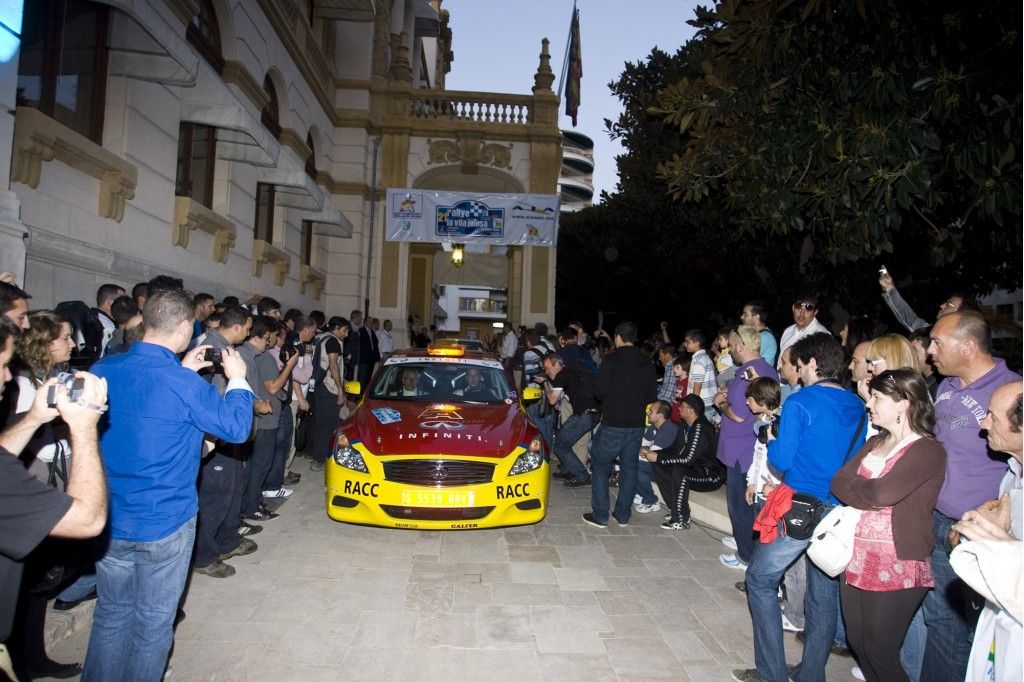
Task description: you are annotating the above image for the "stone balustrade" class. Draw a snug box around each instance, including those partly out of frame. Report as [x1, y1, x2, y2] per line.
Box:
[408, 90, 534, 126]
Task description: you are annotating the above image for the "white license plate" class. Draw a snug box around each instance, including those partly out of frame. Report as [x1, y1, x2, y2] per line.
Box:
[400, 490, 475, 507]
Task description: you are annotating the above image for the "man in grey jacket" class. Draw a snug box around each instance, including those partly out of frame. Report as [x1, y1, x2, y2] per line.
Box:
[878, 268, 978, 332]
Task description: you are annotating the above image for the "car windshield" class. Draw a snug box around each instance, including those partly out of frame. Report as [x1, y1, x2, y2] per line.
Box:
[371, 361, 511, 404]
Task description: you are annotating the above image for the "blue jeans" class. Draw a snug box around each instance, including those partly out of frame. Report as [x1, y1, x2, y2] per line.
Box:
[636, 459, 658, 505]
[746, 518, 838, 682]
[526, 401, 557, 452]
[901, 605, 926, 681]
[82, 517, 196, 682]
[726, 461, 757, 563]
[57, 570, 97, 602]
[552, 411, 594, 480]
[264, 404, 294, 491]
[921, 510, 979, 682]
[589, 425, 644, 524]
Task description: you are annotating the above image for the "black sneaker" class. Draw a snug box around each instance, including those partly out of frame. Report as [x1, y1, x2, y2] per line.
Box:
[582, 513, 607, 528]
[53, 591, 97, 610]
[237, 522, 263, 536]
[283, 471, 302, 485]
[552, 470, 573, 480]
[245, 508, 278, 522]
[563, 476, 591, 488]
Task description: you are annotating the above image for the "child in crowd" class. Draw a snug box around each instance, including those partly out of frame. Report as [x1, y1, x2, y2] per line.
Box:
[670, 354, 691, 423]
[744, 377, 782, 507]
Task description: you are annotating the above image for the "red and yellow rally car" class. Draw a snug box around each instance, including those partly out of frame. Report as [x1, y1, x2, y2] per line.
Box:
[325, 343, 548, 529]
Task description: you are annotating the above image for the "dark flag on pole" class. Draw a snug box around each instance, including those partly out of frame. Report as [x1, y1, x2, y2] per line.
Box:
[565, 7, 582, 127]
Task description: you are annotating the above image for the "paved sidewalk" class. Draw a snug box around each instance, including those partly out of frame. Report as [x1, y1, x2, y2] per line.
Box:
[46, 474, 859, 681]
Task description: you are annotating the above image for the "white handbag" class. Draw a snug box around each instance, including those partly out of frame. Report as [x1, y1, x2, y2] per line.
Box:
[806, 505, 862, 577]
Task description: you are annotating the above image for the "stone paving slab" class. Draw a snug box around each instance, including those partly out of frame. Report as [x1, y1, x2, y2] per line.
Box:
[43, 471, 859, 681]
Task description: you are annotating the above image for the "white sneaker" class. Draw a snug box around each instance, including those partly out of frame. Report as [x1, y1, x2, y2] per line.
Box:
[851, 666, 865, 681]
[633, 502, 659, 514]
[781, 613, 803, 633]
[262, 488, 293, 499]
[719, 553, 748, 570]
[722, 535, 737, 551]
[633, 494, 643, 505]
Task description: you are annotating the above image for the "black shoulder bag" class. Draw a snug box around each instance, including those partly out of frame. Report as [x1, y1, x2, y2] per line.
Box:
[783, 412, 866, 541]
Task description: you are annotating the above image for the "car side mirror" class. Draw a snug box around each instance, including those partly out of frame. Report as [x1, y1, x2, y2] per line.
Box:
[343, 380, 361, 395]
[521, 386, 542, 401]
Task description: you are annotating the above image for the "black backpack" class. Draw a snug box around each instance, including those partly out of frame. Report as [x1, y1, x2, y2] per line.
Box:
[54, 301, 103, 369]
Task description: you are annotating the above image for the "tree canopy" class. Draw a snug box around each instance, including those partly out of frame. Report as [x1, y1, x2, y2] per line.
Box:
[557, 0, 1022, 333]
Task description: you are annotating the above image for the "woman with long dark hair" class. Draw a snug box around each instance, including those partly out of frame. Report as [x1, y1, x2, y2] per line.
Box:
[830, 369, 947, 681]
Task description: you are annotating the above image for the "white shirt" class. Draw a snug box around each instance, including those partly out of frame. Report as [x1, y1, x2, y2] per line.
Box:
[501, 330, 518, 360]
[778, 317, 830, 355]
[379, 329, 395, 355]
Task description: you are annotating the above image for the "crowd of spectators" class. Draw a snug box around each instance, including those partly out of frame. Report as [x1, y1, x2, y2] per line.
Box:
[505, 272, 1021, 682]
[0, 265, 1020, 682]
[0, 272, 391, 680]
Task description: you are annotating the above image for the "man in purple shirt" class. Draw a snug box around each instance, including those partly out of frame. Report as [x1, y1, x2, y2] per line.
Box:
[922, 310, 1022, 681]
[713, 325, 779, 569]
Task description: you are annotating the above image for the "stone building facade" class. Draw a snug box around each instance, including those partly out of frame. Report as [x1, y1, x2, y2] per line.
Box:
[0, 0, 560, 338]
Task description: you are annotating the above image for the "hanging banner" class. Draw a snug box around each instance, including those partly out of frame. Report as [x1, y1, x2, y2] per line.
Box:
[385, 189, 560, 247]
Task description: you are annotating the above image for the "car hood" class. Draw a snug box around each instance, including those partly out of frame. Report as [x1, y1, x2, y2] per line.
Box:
[345, 399, 536, 459]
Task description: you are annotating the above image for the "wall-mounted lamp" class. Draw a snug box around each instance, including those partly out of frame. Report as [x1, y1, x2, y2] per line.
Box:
[451, 243, 465, 267]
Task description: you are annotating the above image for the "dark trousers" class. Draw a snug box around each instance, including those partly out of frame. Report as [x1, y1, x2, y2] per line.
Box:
[311, 384, 339, 464]
[726, 461, 757, 563]
[652, 462, 723, 524]
[357, 362, 374, 394]
[242, 428, 277, 517]
[841, 578, 928, 682]
[194, 448, 243, 567]
[265, 405, 293, 490]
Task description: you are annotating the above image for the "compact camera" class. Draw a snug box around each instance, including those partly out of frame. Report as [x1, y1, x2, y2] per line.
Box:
[46, 372, 86, 407]
[202, 347, 224, 364]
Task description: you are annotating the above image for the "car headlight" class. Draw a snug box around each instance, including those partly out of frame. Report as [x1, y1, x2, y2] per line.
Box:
[509, 437, 545, 476]
[332, 434, 368, 473]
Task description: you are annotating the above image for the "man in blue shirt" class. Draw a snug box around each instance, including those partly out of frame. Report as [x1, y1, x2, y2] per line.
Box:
[732, 333, 866, 682]
[82, 288, 254, 682]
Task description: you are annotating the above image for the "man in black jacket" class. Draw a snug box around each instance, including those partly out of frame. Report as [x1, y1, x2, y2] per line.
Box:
[645, 394, 723, 529]
[541, 353, 598, 488]
[583, 321, 657, 528]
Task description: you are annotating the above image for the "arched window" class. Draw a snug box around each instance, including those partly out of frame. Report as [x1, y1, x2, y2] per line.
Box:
[261, 75, 281, 139]
[305, 132, 317, 179]
[187, 0, 224, 73]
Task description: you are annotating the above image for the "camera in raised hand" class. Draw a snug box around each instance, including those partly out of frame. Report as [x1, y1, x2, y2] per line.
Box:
[47, 372, 86, 408]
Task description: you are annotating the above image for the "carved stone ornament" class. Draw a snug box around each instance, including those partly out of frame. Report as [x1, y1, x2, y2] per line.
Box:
[252, 239, 291, 286]
[172, 196, 236, 263]
[299, 263, 326, 300]
[427, 137, 513, 172]
[12, 107, 137, 222]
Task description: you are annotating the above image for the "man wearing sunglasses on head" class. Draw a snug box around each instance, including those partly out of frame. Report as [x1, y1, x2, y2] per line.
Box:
[778, 294, 830, 362]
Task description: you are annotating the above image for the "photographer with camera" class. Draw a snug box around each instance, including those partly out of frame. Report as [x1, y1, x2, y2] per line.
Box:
[254, 320, 301, 501]
[192, 305, 255, 577]
[82, 288, 253, 681]
[267, 318, 314, 488]
[0, 317, 108, 680]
